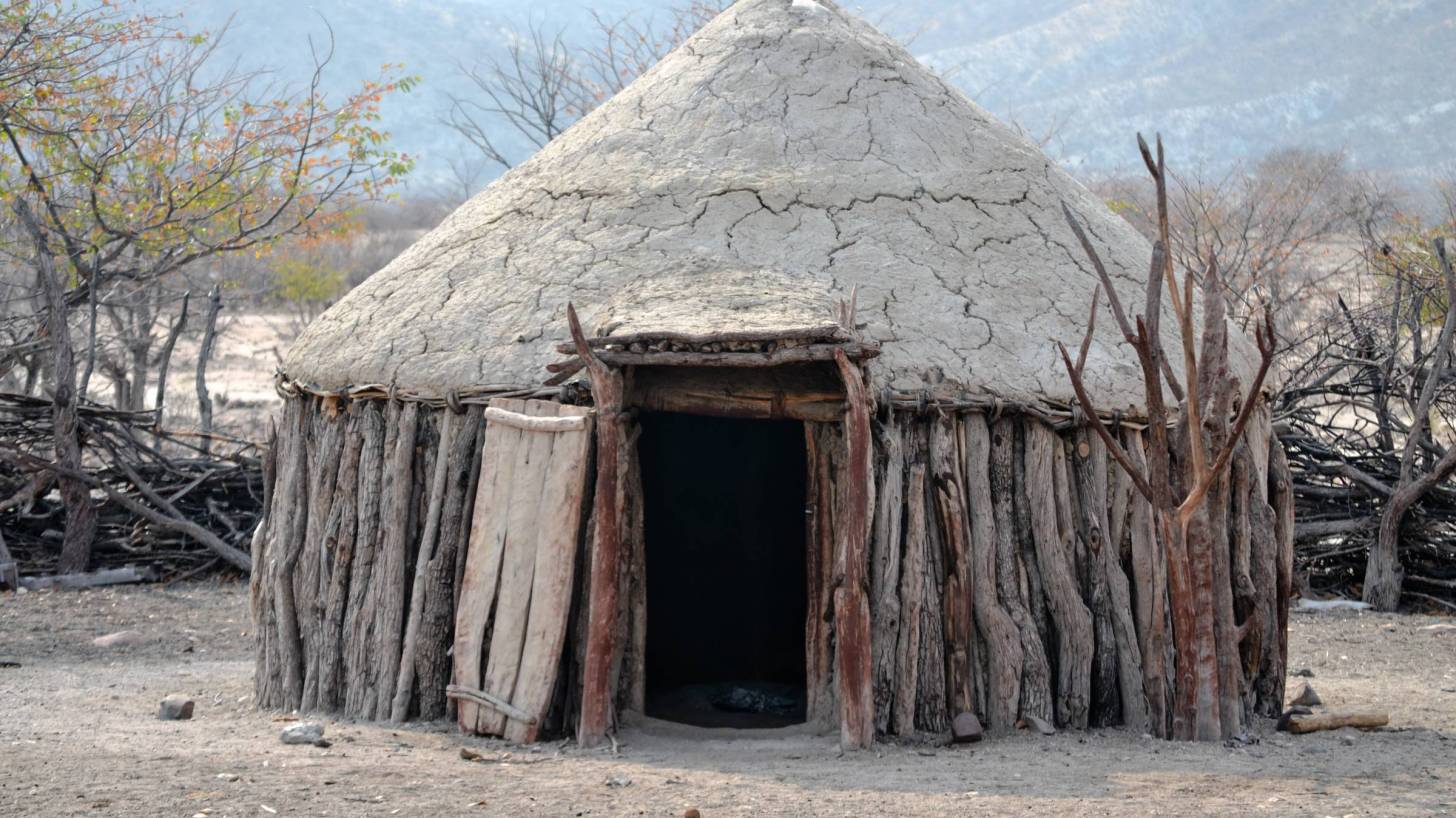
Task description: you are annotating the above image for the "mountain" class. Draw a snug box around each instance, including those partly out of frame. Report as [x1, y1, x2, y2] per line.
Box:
[155, 0, 1456, 191]
[898, 0, 1456, 178]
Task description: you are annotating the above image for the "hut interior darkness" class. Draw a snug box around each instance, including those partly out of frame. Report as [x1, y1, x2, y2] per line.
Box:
[639, 412, 809, 728]
[252, 0, 1290, 751]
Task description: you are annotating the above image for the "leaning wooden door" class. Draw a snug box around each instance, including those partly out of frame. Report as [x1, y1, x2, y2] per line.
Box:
[451, 398, 594, 742]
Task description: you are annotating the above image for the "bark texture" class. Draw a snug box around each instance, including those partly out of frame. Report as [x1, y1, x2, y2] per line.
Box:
[255, 395, 1285, 744]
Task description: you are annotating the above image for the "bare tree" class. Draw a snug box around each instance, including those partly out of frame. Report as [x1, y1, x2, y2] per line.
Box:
[443, 23, 589, 170]
[0, 2, 412, 573]
[1276, 213, 1456, 611]
[1364, 238, 1456, 609]
[442, 4, 725, 178]
[1093, 148, 1384, 335]
[1059, 135, 1276, 740]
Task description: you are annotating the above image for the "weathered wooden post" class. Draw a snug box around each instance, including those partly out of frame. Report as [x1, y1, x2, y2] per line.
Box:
[833, 348, 874, 749]
[569, 305, 627, 748]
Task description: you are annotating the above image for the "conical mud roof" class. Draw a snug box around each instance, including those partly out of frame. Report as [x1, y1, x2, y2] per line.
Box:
[285, 0, 1255, 411]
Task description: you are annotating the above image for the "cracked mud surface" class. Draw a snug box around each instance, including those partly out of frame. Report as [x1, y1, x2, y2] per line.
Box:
[3, 582, 1452, 817]
[285, 0, 1256, 413]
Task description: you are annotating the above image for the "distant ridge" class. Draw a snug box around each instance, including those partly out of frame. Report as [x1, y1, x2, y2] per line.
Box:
[160, 0, 1455, 190]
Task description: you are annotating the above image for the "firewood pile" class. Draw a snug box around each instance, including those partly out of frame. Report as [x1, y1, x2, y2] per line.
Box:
[0, 391, 263, 580]
[1278, 421, 1456, 609]
[1276, 256, 1456, 612]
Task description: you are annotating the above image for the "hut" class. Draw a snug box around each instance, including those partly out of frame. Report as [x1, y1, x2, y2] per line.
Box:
[252, 0, 1291, 749]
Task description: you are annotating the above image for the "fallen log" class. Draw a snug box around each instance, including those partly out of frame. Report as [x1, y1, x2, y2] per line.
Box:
[1282, 710, 1389, 734]
[19, 565, 158, 590]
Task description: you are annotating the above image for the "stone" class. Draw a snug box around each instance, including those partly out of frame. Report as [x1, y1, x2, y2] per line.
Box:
[215, 773, 239, 782]
[951, 712, 984, 744]
[92, 630, 143, 648]
[1276, 706, 1313, 732]
[685, 809, 702, 818]
[158, 695, 195, 720]
[1290, 683, 1322, 707]
[1024, 715, 1056, 736]
[605, 775, 632, 788]
[280, 722, 325, 745]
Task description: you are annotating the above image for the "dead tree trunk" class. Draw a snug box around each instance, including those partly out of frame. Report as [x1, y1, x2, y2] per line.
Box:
[1365, 238, 1456, 611]
[16, 200, 97, 574]
[1056, 134, 1277, 741]
[195, 285, 223, 453]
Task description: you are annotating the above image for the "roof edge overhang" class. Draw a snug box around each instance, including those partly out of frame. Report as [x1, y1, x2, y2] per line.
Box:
[273, 368, 1256, 433]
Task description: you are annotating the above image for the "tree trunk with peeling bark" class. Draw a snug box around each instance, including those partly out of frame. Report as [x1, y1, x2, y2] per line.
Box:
[17, 201, 97, 574]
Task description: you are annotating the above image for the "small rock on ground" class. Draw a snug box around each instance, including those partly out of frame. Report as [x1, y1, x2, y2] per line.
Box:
[158, 695, 194, 721]
[1023, 715, 1056, 736]
[92, 630, 143, 648]
[1290, 682, 1322, 707]
[1276, 706, 1313, 732]
[951, 712, 984, 743]
[280, 722, 325, 745]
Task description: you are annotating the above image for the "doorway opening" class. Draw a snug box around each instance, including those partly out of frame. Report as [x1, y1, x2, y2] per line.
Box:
[639, 412, 808, 728]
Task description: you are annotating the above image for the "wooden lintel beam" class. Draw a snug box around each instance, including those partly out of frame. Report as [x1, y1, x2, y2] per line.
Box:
[547, 342, 880, 371]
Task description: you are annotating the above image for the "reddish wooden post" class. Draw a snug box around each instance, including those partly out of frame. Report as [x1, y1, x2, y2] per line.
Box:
[833, 348, 874, 749]
[568, 305, 626, 748]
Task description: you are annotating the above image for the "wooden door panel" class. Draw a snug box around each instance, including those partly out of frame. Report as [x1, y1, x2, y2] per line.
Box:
[452, 398, 594, 741]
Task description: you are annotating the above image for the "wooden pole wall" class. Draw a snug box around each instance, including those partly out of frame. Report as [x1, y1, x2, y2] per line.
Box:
[254, 393, 1289, 745]
[254, 395, 487, 722]
[864, 407, 1288, 740]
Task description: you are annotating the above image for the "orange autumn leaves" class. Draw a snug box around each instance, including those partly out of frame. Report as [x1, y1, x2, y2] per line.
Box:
[2, 0, 416, 279]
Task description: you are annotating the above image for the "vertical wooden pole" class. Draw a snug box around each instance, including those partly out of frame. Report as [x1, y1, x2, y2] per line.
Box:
[869, 416, 904, 736]
[569, 305, 626, 749]
[893, 456, 927, 735]
[1123, 430, 1169, 737]
[833, 349, 874, 750]
[963, 415, 1023, 732]
[1269, 440, 1295, 713]
[1024, 421, 1093, 729]
[804, 425, 833, 726]
[928, 417, 974, 724]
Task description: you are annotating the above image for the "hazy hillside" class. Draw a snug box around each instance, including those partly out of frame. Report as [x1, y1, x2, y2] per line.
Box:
[902, 0, 1456, 177]
[158, 0, 1456, 191]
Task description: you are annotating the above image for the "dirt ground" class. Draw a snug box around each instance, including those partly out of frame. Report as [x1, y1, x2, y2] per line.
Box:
[1, 583, 1453, 817]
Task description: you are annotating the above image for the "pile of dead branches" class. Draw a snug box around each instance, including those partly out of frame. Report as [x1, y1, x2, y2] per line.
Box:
[0, 392, 261, 581]
[1278, 424, 1456, 609]
[1276, 237, 1456, 612]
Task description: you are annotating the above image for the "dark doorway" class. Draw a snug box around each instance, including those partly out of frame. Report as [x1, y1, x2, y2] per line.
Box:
[639, 412, 808, 728]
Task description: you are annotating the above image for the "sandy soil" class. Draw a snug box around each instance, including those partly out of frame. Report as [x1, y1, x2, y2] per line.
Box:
[1, 583, 1453, 817]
